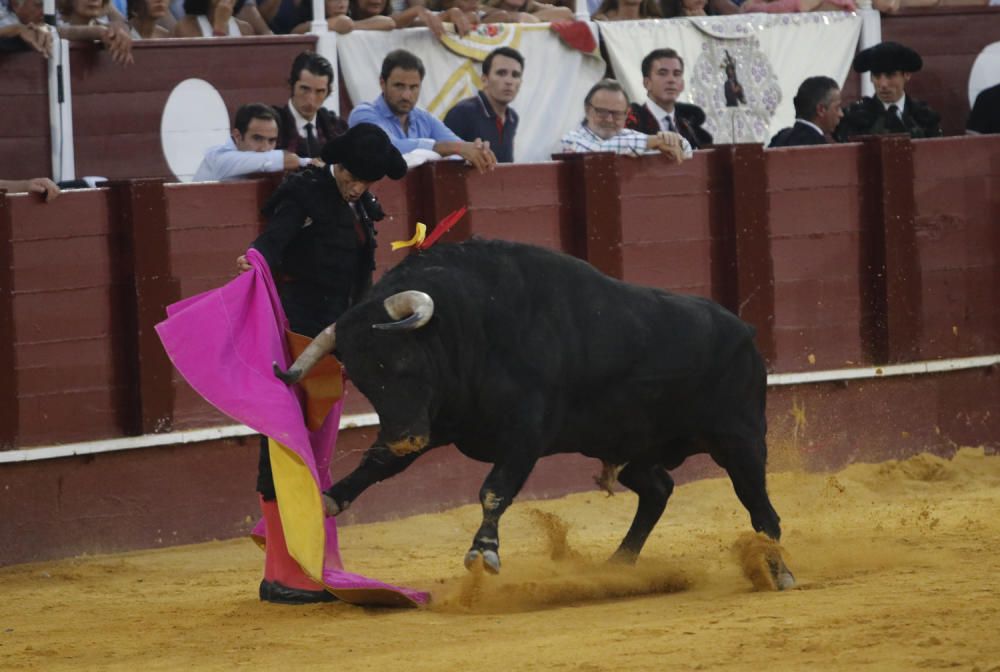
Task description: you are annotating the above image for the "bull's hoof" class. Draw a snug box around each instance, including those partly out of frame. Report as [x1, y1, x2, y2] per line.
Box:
[321, 494, 348, 517]
[768, 557, 797, 591]
[464, 549, 501, 574]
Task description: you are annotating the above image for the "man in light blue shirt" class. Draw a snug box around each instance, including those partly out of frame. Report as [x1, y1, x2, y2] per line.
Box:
[193, 103, 312, 182]
[348, 49, 496, 174]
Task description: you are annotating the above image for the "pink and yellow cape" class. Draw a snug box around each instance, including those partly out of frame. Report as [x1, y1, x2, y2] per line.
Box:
[155, 249, 429, 607]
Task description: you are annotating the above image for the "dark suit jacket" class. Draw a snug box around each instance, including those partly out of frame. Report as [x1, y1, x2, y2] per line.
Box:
[626, 101, 713, 150]
[768, 121, 828, 148]
[834, 96, 942, 142]
[274, 104, 349, 158]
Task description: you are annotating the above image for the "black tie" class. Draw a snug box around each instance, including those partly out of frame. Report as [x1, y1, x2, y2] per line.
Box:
[888, 104, 899, 119]
[664, 116, 676, 132]
[304, 122, 318, 157]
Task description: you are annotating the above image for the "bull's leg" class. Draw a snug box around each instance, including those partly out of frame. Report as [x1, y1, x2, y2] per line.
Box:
[710, 439, 781, 539]
[464, 452, 540, 575]
[322, 446, 426, 516]
[711, 439, 795, 589]
[609, 463, 674, 564]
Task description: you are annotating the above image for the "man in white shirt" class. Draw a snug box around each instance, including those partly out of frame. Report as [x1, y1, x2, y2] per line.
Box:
[560, 79, 692, 162]
[193, 103, 312, 182]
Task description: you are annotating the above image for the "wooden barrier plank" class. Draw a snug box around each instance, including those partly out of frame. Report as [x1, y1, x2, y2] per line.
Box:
[110, 179, 181, 435]
[729, 144, 776, 366]
[0, 192, 18, 450]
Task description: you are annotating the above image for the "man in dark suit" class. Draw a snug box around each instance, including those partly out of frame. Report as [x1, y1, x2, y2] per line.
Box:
[625, 48, 713, 150]
[769, 76, 843, 148]
[835, 41, 942, 141]
[275, 51, 348, 159]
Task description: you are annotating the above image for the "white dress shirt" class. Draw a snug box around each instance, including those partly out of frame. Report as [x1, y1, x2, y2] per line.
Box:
[644, 99, 677, 133]
[287, 99, 317, 140]
[192, 138, 308, 182]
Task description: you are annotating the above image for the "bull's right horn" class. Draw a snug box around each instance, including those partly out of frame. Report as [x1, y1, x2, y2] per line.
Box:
[373, 291, 434, 331]
[273, 324, 336, 385]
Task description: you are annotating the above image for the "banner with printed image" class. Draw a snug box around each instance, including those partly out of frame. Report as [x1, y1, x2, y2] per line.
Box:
[598, 14, 862, 144]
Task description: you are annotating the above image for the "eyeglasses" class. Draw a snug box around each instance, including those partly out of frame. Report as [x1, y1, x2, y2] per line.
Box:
[587, 105, 628, 121]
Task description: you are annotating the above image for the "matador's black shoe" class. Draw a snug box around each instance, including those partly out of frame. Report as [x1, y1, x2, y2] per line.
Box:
[259, 579, 338, 605]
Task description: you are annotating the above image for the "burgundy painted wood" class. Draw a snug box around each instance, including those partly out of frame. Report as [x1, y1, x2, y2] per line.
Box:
[875, 135, 923, 363]
[4, 366, 997, 566]
[109, 179, 182, 434]
[557, 152, 625, 279]
[766, 143, 868, 371]
[8, 189, 128, 446]
[0, 191, 18, 450]
[615, 152, 718, 298]
[911, 135, 1000, 359]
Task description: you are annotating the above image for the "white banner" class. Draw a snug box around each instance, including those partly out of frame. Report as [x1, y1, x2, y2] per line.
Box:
[598, 13, 862, 144]
[337, 25, 607, 163]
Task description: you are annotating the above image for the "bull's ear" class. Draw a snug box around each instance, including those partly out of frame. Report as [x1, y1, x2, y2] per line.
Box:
[373, 291, 434, 331]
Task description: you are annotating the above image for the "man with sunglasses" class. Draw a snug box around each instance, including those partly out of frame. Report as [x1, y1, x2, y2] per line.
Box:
[559, 79, 691, 162]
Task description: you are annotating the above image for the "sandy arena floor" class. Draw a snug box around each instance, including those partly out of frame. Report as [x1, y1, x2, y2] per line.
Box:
[2, 447, 999, 671]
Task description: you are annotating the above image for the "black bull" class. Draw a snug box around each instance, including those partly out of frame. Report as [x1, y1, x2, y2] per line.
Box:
[276, 239, 794, 588]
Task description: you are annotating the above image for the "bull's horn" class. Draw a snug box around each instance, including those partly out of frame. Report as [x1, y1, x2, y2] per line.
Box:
[273, 324, 336, 385]
[373, 291, 434, 331]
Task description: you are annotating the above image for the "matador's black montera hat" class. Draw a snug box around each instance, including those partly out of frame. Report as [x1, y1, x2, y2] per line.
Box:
[853, 41, 923, 75]
[321, 123, 407, 182]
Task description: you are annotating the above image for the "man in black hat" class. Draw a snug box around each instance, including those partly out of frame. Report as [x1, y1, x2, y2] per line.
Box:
[835, 41, 942, 141]
[235, 122, 407, 604]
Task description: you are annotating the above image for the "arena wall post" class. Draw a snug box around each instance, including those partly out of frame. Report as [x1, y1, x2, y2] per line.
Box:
[0, 190, 18, 450]
[108, 179, 181, 435]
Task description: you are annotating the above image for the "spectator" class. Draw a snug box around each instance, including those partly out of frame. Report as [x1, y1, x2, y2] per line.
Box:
[172, 0, 253, 35]
[768, 76, 843, 147]
[192, 103, 312, 182]
[560, 79, 691, 162]
[967, 83, 1000, 135]
[285, 0, 394, 32]
[835, 41, 942, 141]
[626, 48, 712, 150]
[348, 49, 497, 173]
[438, 0, 509, 24]
[483, 0, 574, 21]
[709, 0, 854, 13]
[660, 0, 706, 15]
[289, 0, 395, 31]
[57, 0, 134, 64]
[592, 0, 660, 21]
[386, 0, 474, 37]
[1, 0, 52, 56]
[275, 52, 348, 158]
[0, 177, 61, 200]
[127, 0, 171, 36]
[444, 46, 523, 163]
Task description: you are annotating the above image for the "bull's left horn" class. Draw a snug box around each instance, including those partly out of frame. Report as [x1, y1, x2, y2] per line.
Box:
[373, 291, 434, 331]
[273, 324, 336, 385]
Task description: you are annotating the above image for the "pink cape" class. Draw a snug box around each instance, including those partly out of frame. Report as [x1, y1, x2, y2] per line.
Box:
[154, 249, 429, 607]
